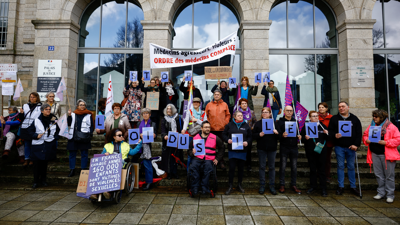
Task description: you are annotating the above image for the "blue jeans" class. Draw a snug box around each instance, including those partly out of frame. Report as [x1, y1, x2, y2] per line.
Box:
[143, 159, 153, 184]
[25, 141, 32, 160]
[272, 109, 279, 121]
[258, 150, 276, 186]
[335, 146, 356, 188]
[69, 150, 89, 170]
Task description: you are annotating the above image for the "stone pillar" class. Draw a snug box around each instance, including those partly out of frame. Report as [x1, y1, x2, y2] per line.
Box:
[240, 20, 272, 117]
[337, 19, 376, 130]
[31, 20, 80, 115]
[141, 21, 173, 78]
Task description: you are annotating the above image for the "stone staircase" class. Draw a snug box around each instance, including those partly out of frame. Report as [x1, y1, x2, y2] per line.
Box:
[0, 135, 399, 191]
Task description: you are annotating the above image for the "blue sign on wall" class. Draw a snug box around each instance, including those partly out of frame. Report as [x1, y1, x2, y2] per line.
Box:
[48, 46, 55, 51]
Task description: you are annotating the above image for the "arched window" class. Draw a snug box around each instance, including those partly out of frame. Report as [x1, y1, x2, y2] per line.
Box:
[171, 0, 240, 108]
[269, 0, 338, 119]
[372, 0, 400, 127]
[0, 0, 9, 49]
[77, 0, 144, 112]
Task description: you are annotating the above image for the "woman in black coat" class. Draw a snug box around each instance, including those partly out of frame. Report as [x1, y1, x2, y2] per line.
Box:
[253, 107, 280, 195]
[160, 78, 179, 114]
[179, 76, 203, 114]
[67, 99, 94, 177]
[27, 103, 60, 189]
[160, 104, 183, 179]
[222, 111, 252, 195]
[301, 110, 329, 197]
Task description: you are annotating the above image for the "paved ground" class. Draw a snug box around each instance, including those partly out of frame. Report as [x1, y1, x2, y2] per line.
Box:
[0, 188, 399, 225]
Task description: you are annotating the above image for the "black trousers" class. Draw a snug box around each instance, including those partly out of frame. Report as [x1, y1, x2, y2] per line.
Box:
[279, 146, 298, 186]
[211, 131, 225, 166]
[228, 158, 245, 184]
[161, 148, 183, 175]
[246, 142, 252, 167]
[305, 147, 327, 189]
[33, 160, 48, 184]
[190, 157, 214, 193]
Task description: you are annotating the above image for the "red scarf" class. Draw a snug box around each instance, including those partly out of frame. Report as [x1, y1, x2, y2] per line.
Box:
[73, 109, 94, 123]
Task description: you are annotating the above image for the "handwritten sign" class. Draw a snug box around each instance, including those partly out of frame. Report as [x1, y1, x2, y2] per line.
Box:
[143, 70, 151, 81]
[184, 70, 192, 81]
[86, 154, 122, 195]
[146, 92, 159, 110]
[339, 121, 352, 137]
[130, 71, 138, 82]
[128, 129, 140, 145]
[229, 77, 236, 88]
[166, 131, 179, 148]
[142, 127, 154, 143]
[305, 122, 318, 138]
[232, 133, 243, 150]
[285, 121, 297, 137]
[262, 119, 274, 134]
[76, 170, 89, 193]
[204, 66, 232, 79]
[161, 71, 169, 82]
[95, 115, 105, 129]
[178, 134, 189, 149]
[369, 126, 381, 143]
[193, 139, 205, 156]
[262, 72, 270, 83]
[255, 72, 262, 83]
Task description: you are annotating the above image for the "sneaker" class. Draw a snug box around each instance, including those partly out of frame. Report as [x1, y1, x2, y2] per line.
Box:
[2, 150, 10, 159]
[374, 195, 384, 200]
[386, 198, 394, 203]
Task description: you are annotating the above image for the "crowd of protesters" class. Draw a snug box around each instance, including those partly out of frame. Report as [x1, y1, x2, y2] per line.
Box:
[1, 75, 399, 204]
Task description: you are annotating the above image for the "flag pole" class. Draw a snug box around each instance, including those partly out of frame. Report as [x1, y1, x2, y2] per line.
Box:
[66, 89, 71, 110]
[292, 101, 302, 145]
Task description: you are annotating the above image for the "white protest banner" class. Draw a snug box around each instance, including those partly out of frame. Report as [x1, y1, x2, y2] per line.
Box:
[150, 32, 237, 69]
[105, 75, 114, 116]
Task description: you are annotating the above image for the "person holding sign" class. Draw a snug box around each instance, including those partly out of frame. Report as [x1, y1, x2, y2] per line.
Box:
[301, 111, 329, 197]
[179, 75, 203, 114]
[277, 105, 302, 194]
[159, 79, 178, 113]
[1, 106, 24, 163]
[231, 76, 259, 110]
[238, 98, 257, 172]
[89, 128, 143, 200]
[27, 103, 60, 189]
[122, 80, 143, 128]
[137, 108, 157, 191]
[363, 110, 400, 203]
[18, 92, 43, 167]
[222, 111, 252, 195]
[252, 107, 280, 195]
[141, 77, 161, 131]
[96, 103, 131, 142]
[211, 80, 231, 108]
[317, 102, 334, 184]
[160, 104, 183, 179]
[187, 121, 224, 197]
[328, 101, 362, 196]
[66, 99, 94, 177]
[261, 80, 282, 121]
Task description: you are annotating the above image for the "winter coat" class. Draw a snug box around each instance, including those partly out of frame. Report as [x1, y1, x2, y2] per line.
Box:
[363, 123, 400, 166]
[277, 117, 299, 148]
[67, 114, 94, 150]
[43, 101, 61, 117]
[97, 114, 131, 140]
[301, 123, 328, 152]
[231, 85, 258, 110]
[252, 119, 280, 151]
[328, 113, 362, 148]
[318, 113, 333, 148]
[161, 115, 184, 152]
[205, 99, 231, 132]
[211, 85, 232, 106]
[222, 120, 252, 160]
[261, 86, 282, 110]
[159, 86, 179, 113]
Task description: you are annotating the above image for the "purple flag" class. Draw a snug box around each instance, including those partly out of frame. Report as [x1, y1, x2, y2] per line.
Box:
[285, 75, 293, 108]
[295, 101, 308, 133]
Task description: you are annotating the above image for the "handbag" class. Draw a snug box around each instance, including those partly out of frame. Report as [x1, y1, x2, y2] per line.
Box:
[121, 96, 128, 107]
[73, 116, 92, 142]
[313, 139, 326, 154]
[188, 123, 201, 136]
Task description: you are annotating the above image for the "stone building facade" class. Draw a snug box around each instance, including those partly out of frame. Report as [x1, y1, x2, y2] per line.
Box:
[0, 0, 393, 130]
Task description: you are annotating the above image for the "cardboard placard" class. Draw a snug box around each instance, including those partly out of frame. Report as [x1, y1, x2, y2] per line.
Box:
[76, 169, 127, 193]
[146, 92, 159, 110]
[204, 66, 232, 79]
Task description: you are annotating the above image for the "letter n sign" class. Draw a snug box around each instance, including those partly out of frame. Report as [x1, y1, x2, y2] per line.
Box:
[305, 122, 318, 138]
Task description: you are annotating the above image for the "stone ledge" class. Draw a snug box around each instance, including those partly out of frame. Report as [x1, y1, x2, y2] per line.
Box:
[336, 19, 376, 34]
[239, 20, 272, 33]
[31, 19, 80, 34]
[23, 38, 35, 44]
[141, 20, 173, 34]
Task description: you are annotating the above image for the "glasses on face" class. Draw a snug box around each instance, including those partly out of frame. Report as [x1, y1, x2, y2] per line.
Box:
[373, 116, 378, 118]
[262, 111, 270, 114]
[285, 110, 293, 112]
[44, 108, 51, 111]
[114, 108, 121, 111]
[79, 104, 85, 107]
[150, 81, 155, 84]
[203, 126, 211, 129]
[166, 82, 171, 84]
[115, 134, 123, 137]
[48, 96, 55, 98]
[311, 115, 319, 118]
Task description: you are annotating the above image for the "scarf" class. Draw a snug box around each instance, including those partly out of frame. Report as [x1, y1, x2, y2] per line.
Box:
[139, 119, 152, 159]
[192, 108, 202, 120]
[41, 113, 55, 136]
[165, 85, 175, 96]
[266, 86, 278, 93]
[371, 118, 391, 137]
[233, 118, 245, 129]
[147, 85, 159, 92]
[164, 113, 178, 132]
[74, 109, 94, 123]
[239, 107, 252, 121]
[220, 87, 227, 94]
[318, 112, 329, 120]
[3, 112, 19, 136]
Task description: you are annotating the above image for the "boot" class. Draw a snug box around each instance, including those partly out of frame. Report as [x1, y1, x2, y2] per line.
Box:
[142, 183, 152, 191]
[269, 186, 277, 195]
[336, 187, 344, 195]
[225, 183, 233, 195]
[258, 185, 265, 195]
[18, 156, 25, 164]
[23, 160, 29, 167]
[29, 161, 34, 166]
[68, 169, 75, 177]
[291, 186, 302, 194]
[2, 150, 10, 159]
[237, 183, 245, 193]
[321, 189, 328, 197]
